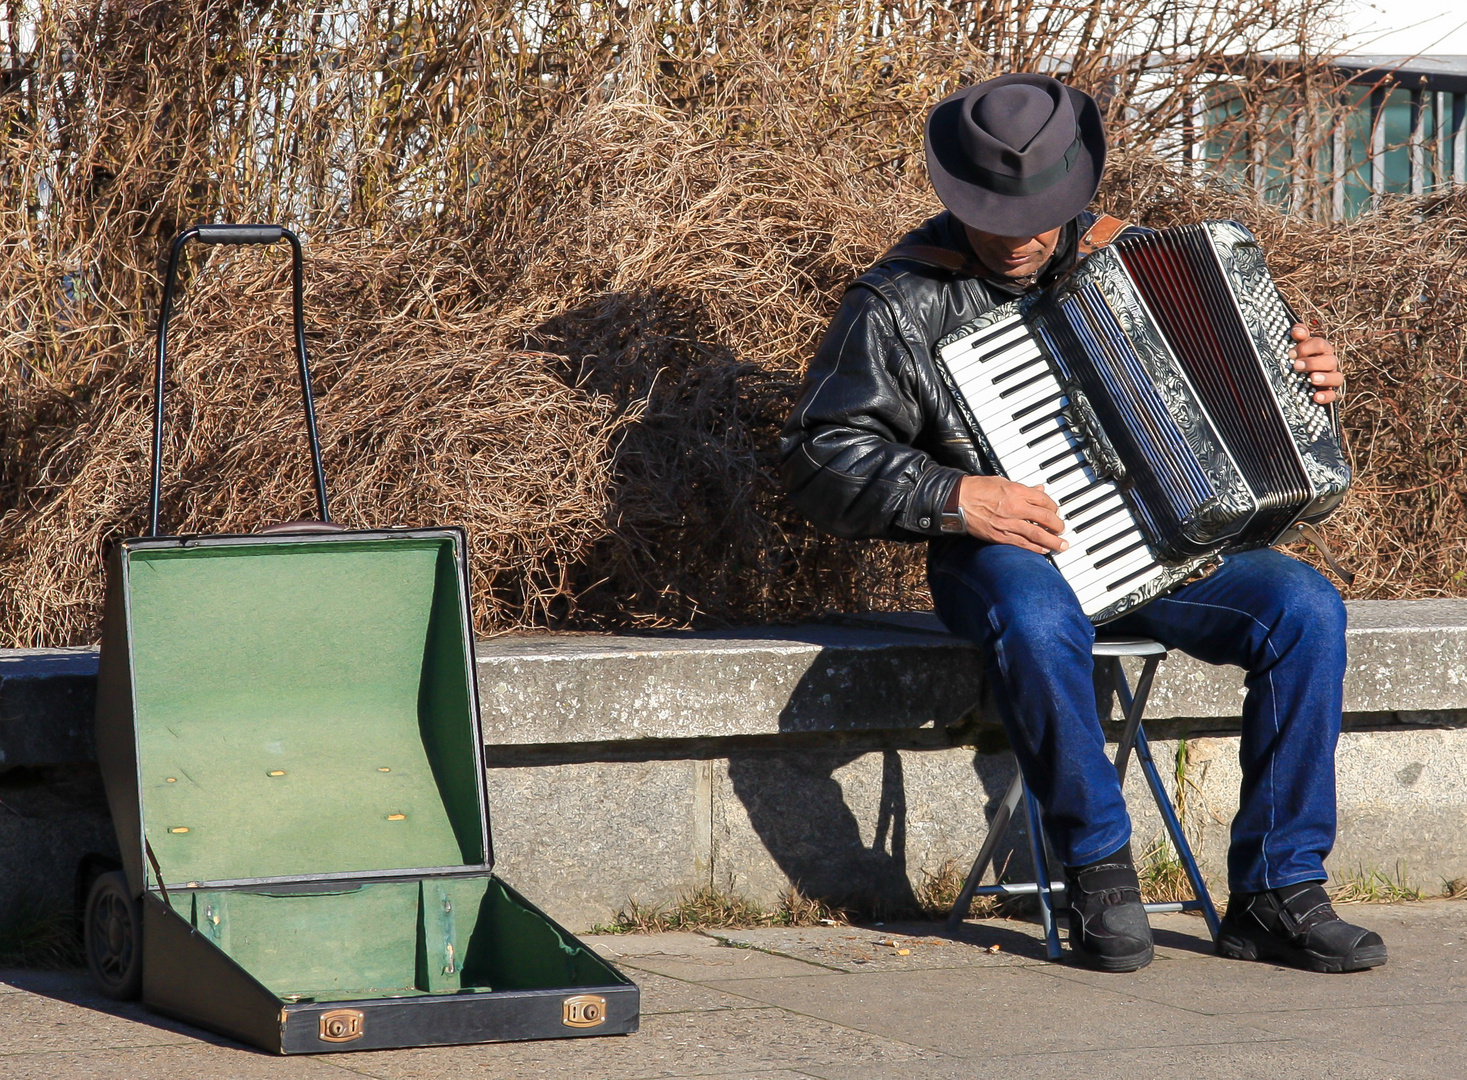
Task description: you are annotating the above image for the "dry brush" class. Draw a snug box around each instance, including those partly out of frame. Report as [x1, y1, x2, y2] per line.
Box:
[0, 0, 1462, 646]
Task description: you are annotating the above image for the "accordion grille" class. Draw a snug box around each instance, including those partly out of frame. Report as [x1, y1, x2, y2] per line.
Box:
[1115, 226, 1313, 542]
[1039, 283, 1214, 549]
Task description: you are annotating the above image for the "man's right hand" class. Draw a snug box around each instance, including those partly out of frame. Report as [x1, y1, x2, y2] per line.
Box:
[956, 474, 1068, 554]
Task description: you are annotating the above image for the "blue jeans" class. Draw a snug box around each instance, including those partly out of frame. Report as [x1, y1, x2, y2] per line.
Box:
[928, 540, 1346, 893]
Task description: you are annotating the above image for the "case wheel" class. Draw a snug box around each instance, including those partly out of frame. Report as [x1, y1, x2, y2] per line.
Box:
[84, 871, 142, 1000]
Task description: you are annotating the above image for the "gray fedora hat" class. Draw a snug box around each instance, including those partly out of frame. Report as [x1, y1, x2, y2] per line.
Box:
[925, 73, 1106, 236]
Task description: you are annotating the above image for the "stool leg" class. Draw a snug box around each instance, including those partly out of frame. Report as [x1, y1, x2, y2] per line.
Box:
[947, 771, 1025, 929]
[1022, 782, 1064, 960]
[1112, 655, 1162, 787]
[1133, 724, 1222, 939]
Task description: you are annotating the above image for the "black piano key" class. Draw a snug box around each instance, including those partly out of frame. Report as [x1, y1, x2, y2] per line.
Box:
[1012, 391, 1066, 421]
[999, 369, 1056, 400]
[990, 354, 1047, 385]
[1026, 424, 1071, 450]
[1074, 502, 1128, 535]
[1018, 410, 1066, 436]
[1038, 443, 1081, 471]
[1045, 460, 1090, 485]
[1093, 537, 1149, 570]
[1106, 560, 1163, 594]
[1057, 480, 1106, 507]
[1085, 525, 1136, 555]
[978, 335, 1040, 364]
[1062, 487, 1114, 516]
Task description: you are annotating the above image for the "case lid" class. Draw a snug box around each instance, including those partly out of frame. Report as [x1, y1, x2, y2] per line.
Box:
[99, 530, 490, 890]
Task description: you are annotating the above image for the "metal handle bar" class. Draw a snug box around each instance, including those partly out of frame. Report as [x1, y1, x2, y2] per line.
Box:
[149, 224, 330, 536]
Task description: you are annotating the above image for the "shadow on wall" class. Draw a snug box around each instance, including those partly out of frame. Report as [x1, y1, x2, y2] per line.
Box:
[725, 745, 1043, 918]
[725, 748, 920, 917]
[720, 631, 1137, 914]
[528, 290, 794, 629]
[722, 629, 1057, 917]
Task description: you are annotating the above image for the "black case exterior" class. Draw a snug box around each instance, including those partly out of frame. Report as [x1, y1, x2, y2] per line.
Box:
[97, 529, 640, 1054]
[141, 889, 639, 1053]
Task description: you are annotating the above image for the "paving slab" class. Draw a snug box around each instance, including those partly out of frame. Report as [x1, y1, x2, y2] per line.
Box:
[812, 1040, 1440, 1080]
[342, 1007, 943, 1079]
[1233, 1000, 1467, 1077]
[707, 921, 1049, 970]
[709, 964, 1286, 1058]
[586, 931, 838, 981]
[0, 979, 196, 1054]
[0, 903, 1462, 1079]
[0, 1046, 358, 1080]
[603, 970, 765, 1016]
[1048, 904, 1467, 1011]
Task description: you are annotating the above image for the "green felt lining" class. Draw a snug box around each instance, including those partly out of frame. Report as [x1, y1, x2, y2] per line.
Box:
[175, 875, 622, 1000]
[126, 536, 483, 885]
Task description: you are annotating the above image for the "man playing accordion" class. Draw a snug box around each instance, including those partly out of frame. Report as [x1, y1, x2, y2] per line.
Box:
[780, 73, 1381, 974]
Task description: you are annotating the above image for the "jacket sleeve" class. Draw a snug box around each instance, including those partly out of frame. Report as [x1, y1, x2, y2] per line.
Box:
[779, 284, 964, 541]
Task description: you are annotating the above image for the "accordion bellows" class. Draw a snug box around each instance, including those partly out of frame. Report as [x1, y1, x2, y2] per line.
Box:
[935, 221, 1351, 624]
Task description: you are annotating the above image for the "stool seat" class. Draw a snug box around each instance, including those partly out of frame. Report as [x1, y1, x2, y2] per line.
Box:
[1091, 636, 1168, 657]
[947, 636, 1220, 959]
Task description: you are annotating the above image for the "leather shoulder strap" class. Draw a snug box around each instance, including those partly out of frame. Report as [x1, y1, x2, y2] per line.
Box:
[1077, 213, 1131, 256]
[885, 215, 1133, 272]
[876, 243, 987, 278]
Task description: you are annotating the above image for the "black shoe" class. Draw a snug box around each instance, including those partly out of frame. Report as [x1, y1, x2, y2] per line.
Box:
[1064, 844, 1153, 972]
[1216, 882, 1387, 973]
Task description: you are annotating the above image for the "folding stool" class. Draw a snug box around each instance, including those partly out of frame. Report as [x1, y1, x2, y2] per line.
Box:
[945, 636, 1221, 959]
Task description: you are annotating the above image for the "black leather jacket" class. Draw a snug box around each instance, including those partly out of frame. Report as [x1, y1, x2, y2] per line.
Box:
[780, 209, 1097, 541]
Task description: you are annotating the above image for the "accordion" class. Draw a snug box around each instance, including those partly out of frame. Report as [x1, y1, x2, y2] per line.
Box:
[934, 220, 1350, 624]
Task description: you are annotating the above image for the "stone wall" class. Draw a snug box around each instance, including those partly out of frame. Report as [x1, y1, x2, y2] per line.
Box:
[4, 602, 1466, 932]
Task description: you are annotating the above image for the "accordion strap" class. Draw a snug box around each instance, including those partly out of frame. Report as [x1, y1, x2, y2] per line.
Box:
[880, 212, 1134, 275]
[877, 242, 988, 277]
[1078, 213, 1132, 255]
[1296, 522, 1357, 586]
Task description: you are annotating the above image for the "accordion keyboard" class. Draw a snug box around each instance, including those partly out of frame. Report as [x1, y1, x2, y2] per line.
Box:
[940, 313, 1171, 620]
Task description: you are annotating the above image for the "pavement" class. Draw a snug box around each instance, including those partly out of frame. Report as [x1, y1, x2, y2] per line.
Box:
[1, 902, 1464, 1080]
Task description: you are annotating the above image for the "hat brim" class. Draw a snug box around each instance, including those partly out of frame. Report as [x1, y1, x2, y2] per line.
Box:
[924, 80, 1106, 237]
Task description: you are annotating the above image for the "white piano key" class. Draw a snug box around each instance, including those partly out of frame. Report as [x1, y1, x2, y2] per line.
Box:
[949, 347, 1046, 390]
[1072, 549, 1158, 604]
[1011, 390, 1068, 422]
[1053, 532, 1131, 576]
[988, 354, 1051, 387]
[987, 416, 1071, 458]
[1060, 529, 1147, 583]
[946, 344, 1026, 379]
[1065, 523, 1148, 569]
[1009, 433, 1091, 480]
[1079, 564, 1169, 614]
[1059, 484, 1123, 517]
[1036, 462, 1099, 500]
[964, 340, 1047, 376]
[945, 325, 1034, 368]
[994, 437, 1084, 484]
[1062, 490, 1128, 532]
[1083, 542, 1157, 590]
[1078, 570, 1166, 617]
[1057, 508, 1130, 553]
[1049, 472, 1110, 503]
[1016, 410, 1069, 439]
[953, 315, 1028, 349]
[971, 375, 1067, 425]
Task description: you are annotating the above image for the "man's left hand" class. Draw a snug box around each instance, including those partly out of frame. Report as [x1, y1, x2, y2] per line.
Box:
[1290, 324, 1343, 405]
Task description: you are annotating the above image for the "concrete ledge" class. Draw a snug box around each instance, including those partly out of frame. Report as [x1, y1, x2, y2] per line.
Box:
[0, 648, 98, 767]
[4, 600, 1467, 932]
[476, 601, 1467, 745]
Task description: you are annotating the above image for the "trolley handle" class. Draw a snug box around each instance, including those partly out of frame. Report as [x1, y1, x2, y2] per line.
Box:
[195, 224, 284, 246]
[149, 224, 330, 536]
